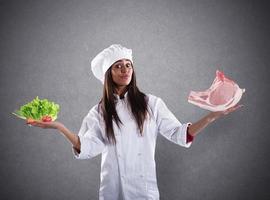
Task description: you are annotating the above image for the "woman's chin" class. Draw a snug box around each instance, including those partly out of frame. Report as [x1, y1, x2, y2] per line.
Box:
[117, 80, 131, 86]
[119, 82, 130, 86]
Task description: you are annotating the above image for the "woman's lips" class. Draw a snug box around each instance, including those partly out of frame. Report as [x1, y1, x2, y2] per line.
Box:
[120, 75, 130, 80]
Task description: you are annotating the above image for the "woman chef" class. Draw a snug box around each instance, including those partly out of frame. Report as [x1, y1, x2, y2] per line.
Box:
[27, 44, 243, 200]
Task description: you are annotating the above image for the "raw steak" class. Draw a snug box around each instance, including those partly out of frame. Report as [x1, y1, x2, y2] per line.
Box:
[188, 70, 245, 112]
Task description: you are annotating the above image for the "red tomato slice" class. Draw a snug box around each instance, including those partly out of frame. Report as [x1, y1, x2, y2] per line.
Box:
[42, 115, 52, 122]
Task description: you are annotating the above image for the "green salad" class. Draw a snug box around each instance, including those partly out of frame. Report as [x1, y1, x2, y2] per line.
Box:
[12, 96, 60, 121]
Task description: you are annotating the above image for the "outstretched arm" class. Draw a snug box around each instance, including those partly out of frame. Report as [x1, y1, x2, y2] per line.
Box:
[26, 119, 81, 153]
[188, 104, 244, 137]
[57, 125, 81, 153]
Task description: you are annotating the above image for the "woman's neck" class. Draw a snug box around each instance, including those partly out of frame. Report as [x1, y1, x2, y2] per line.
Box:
[115, 86, 128, 97]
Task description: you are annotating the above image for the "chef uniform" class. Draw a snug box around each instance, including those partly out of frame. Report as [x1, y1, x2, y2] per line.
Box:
[72, 44, 194, 200]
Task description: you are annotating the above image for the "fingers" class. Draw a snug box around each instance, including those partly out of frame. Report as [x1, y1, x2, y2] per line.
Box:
[238, 104, 244, 108]
[26, 119, 44, 128]
[26, 119, 56, 129]
[234, 104, 244, 111]
[227, 104, 244, 113]
[26, 118, 35, 124]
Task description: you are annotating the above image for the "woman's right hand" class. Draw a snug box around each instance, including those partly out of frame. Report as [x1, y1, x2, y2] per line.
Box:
[26, 118, 63, 130]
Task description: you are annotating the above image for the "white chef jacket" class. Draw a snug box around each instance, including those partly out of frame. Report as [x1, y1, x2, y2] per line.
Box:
[72, 91, 193, 200]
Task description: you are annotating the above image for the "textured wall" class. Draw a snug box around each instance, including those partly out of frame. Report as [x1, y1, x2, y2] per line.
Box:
[1, 0, 269, 199]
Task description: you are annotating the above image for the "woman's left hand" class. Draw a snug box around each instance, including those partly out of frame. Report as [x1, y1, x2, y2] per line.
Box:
[210, 104, 244, 121]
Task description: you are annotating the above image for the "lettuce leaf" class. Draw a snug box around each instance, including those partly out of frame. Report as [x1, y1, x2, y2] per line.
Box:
[12, 96, 60, 121]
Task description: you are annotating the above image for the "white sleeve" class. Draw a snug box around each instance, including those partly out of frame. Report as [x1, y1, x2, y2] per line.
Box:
[156, 97, 193, 148]
[72, 107, 106, 159]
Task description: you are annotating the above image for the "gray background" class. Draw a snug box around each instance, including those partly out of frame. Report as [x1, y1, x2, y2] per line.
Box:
[1, 0, 269, 199]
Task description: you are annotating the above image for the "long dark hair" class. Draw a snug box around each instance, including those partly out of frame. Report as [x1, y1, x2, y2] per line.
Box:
[97, 63, 150, 145]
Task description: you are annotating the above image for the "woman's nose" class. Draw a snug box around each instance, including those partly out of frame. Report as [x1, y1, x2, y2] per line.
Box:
[121, 66, 128, 73]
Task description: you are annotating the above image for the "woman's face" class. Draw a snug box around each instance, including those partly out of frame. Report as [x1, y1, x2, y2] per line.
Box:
[110, 59, 133, 87]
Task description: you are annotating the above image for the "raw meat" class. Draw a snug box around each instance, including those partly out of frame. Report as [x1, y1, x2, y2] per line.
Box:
[188, 70, 245, 112]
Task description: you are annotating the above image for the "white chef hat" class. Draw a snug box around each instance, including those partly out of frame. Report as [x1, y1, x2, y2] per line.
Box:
[90, 44, 133, 84]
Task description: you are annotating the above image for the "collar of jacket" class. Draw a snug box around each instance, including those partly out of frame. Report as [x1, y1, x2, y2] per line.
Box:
[113, 91, 128, 101]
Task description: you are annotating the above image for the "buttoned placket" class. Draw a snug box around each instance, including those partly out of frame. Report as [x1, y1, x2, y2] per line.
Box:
[116, 136, 126, 199]
[114, 92, 148, 198]
[118, 95, 147, 193]
[115, 99, 126, 199]
[136, 136, 147, 193]
[137, 152, 144, 179]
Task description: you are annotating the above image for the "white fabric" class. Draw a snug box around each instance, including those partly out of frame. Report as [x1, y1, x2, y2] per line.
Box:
[91, 44, 133, 84]
[73, 93, 193, 200]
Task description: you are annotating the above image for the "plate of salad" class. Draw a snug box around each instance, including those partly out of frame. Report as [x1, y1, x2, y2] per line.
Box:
[12, 96, 60, 122]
